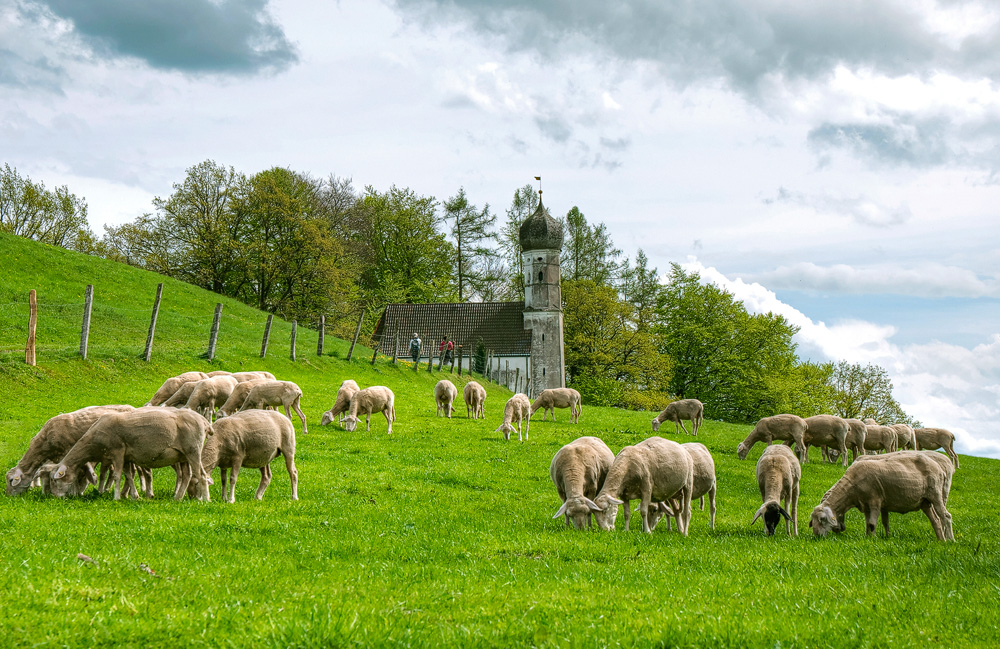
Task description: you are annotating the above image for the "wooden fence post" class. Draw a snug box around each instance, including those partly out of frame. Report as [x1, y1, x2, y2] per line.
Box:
[450, 346, 457, 373]
[143, 283, 163, 362]
[485, 350, 492, 381]
[347, 311, 365, 361]
[290, 320, 297, 361]
[370, 335, 379, 365]
[515, 367, 520, 393]
[317, 315, 325, 356]
[25, 289, 36, 366]
[456, 345, 463, 376]
[206, 303, 223, 360]
[427, 346, 435, 373]
[392, 330, 399, 365]
[260, 314, 273, 358]
[79, 284, 93, 359]
[505, 360, 510, 389]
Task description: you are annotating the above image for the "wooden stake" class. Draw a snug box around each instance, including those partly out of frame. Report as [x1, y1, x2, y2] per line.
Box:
[206, 303, 223, 360]
[505, 360, 510, 389]
[347, 311, 364, 361]
[260, 314, 273, 358]
[456, 345, 463, 376]
[143, 283, 163, 362]
[290, 320, 297, 361]
[24, 289, 36, 366]
[317, 315, 325, 356]
[515, 367, 520, 393]
[79, 284, 93, 359]
[370, 335, 379, 365]
[392, 330, 399, 365]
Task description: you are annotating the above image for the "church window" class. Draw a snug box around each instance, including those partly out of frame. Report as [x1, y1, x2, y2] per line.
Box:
[538, 271, 544, 282]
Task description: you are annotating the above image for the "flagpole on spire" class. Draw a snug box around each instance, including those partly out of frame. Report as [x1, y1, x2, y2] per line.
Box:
[534, 175, 542, 198]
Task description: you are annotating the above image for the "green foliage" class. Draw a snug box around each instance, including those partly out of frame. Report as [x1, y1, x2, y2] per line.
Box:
[472, 338, 487, 374]
[0, 163, 93, 251]
[831, 360, 918, 425]
[495, 184, 538, 299]
[562, 206, 621, 284]
[444, 187, 498, 302]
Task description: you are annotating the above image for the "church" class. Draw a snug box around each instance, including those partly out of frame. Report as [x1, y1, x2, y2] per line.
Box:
[373, 196, 566, 397]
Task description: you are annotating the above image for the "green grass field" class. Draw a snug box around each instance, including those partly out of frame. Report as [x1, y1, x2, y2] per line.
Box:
[1, 232, 998, 648]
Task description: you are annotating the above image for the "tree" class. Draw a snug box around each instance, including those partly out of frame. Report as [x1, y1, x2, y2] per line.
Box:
[444, 187, 497, 301]
[563, 206, 621, 285]
[496, 184, 539, 299]
[0, 163, 93, 251]
[830, 361, 916, 424]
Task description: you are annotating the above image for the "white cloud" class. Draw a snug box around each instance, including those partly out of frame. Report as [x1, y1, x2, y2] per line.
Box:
[679, 257, 1000, 459]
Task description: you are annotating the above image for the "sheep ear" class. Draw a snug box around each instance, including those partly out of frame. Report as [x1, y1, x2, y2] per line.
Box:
[584, 497, 601, 512]
[751, 504, 766, 526]
[84, 464, 98, 485]
[808, 518, 813, 529]
[552, 502, 569, 519]
[778, 506, 791, 522]
[54, 465, 67, 479]
[657, 502, 675, 516]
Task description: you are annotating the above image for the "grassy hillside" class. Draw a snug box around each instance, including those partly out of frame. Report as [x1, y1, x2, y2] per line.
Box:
[1, 232, 998, 648]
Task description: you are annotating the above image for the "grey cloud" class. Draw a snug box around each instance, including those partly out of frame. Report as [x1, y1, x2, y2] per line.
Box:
[764, 186, 911, 228]
[599, 136, 631, 152]
[0, 48, 64, 91]
[808, 117, 953, 168]
[535, 114, 572, 142]
[40, 0, 297, 74]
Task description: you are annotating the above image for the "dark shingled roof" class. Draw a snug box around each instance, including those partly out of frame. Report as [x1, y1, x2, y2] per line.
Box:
[374, 302, 531, 356]
[518, 199, 564, 251]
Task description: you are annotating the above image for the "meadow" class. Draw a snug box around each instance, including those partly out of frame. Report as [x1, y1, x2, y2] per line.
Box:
[1, 233, 998, 648]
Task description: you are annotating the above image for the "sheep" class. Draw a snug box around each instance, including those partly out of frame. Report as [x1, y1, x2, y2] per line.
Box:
[182, 375, 238, 421]
[530, 388, 582, 423]
[238, 380, 307, 434]
[6, 405, 135, 496]
[192, 410, 297, 503]
[863, 423, 897, 454]
[751, 444, 801, 536]
[890, 424, 916, 451]
[550, 436, 615, 529]
[809, 451, 955, 540]
[591, 436, 694, 535]
[736, 414, 807, 462]
[215, 379, 268, 419]
[434, 380, 458, 418]
[800, 415, 849, 466]
[822, 418, 868, 464]
[913, 427, 960, 468]
[647, 442, 717, 532]
[145, 372, 208, 406]
[343, 386, 395, 434]
[162, 381, 199, 408]
[45, 407, 212, 501]
[495, 394, 531, 442]
[651, 398, 704, 436]
[463, 381, 486, 419]
[206, 370, 232, 377]
[320, 379, 360, 426]
[232, 371, 276, 382]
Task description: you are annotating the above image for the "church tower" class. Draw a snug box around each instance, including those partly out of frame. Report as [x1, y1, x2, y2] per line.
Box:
[519, 197, 565, 396]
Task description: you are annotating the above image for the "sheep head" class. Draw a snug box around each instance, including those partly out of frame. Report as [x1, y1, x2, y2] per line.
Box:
[752, 501, 790, 536]
[6, 466, 30, 496]
[736, 442, 750, 460]
[809, 504, 843, 537]
[320, 410, 335, 426]
[650, 418, 661, 432]
[45, 462, 97, 498]
[592, 494, 625, 531]
[553, 496, 602, 530]
[644, 502, 675, 530]
[342, 415, 359, 432]
[495, 422, 516, 441]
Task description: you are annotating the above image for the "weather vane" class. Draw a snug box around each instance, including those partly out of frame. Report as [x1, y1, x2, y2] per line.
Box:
[534, 175, 542, 197]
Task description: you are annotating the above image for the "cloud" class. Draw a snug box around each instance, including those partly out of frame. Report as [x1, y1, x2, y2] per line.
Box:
[678, 257, 1000, 458]
[751, 262, 1000, 298]
[763, 186, 912, 227]
[38, 0, 298, 74]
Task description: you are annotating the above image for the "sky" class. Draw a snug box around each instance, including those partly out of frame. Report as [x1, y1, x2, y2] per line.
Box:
[2, 0, 999, 457]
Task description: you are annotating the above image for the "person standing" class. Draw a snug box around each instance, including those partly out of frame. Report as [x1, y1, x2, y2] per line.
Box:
[439, 335, 454, 369]
[409, 333, 422, 364]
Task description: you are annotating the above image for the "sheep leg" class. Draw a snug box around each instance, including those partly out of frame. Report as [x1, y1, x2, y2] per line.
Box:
[218, 467, 228, 502]
[292, 397, 308, 434]
[864, 506, 880, 536]
[110, 450, 126, 501]
[679, 486, 692, 536]
[639, 496, 653, 534]
[228, 460, 242, 503]
[677, 419, 689, 435]
[98, 462, 111, 494]
[141, 467, 154, 498]
[383, 410, 392, 434]
[839, 439, 849, 467]
[790, 483, 799, 536]
[621, 499, 631, 532]
[255, 465, 271, 501]
[173, 464, 189, 500]
[921, 503, 945, 541]
[284, 454, 298, 501]
[945, 443, 959, 469]
[929, 496, 954, 540]
[124, 463, 140, 500]
[708, 485, 717, 530]
[881, 509, 891, 538]
[174, 462, 194, 502]
[366, 412, 372, 432]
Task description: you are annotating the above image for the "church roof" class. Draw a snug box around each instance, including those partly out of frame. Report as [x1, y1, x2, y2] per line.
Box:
[518, 199, 564, 251]
[373, 302, 532, 356]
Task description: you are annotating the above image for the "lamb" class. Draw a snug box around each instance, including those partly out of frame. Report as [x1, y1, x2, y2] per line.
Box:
[495, 394, 531, 442]
[913, 427, 960, 468]
[736, 414, 807, 462]
[192, 410, 297, 503]
[890, 424, 916, 451]
[863, 423, 897, 454]
[434, 380, 458, 418]
[648, 442, 717, 532]
[809, 451, 955, 540]
[320, 379, 360, 426]
[550, 436, 615, 529]
[463, 381, 486, 419]
[751, 444, 801, 536]
[183, 375, 239, 421]
[215, 379, 268, 419]
[238, 380, 307, 434]
[6, 405, 135, 496]
[591, 436, 694, 535]
[145, 372, 208, 406]
[343, 386, 395, 434]
[651, 399, 704, 436]
[45, 407, 212, 501]
[162, 381, 199, 408]
[801, 415, 849, 466]
[530, 388, 582, 423]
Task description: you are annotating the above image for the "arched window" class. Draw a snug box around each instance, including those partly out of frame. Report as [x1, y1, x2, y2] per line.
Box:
[538, 271, 544, 282]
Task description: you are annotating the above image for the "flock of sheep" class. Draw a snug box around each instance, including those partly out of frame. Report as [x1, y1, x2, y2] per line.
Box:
[551, 399, 960, 541]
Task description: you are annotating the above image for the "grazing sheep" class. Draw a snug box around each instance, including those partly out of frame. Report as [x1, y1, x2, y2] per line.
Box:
[463, 381, 486, 419]
[810, 451, 955, 540]
[193, 410, 297, 503]
[320, 380, 360, 426]
[914, 427, 960, 468]
[890, 424, 916, 451]
[863, 423, 897, 454]
[649, 442, 717, 532]
[45, 407, 212, 501]
[206, 370, 232, 377]
[238, 380, 307, 434]
[801, 415, 849, 466]
[495, 394, 531, 442]
[145, 372, 208, 406]
[162, 381, 199, 408]
[844, 419, 868, 463]
[6, 405, 135, 496]
[232, 371, 276, 383]
[751, 444, 801, 536]
[530, 388, 583, 423]
[651, 399, 704, 436]
[183, 375, 238, 421]
[215, 379, 268, 419]
[434, 380, 459, 418]
[343, 386, 396, 434]
[592, 437, 694, 535]
[737, 414, 808, 462]
[550, 436, 615, 529]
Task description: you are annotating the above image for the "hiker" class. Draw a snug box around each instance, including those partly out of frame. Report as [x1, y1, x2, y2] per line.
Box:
[439, 335, 454, 369]
[409, 333, 421, 364]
